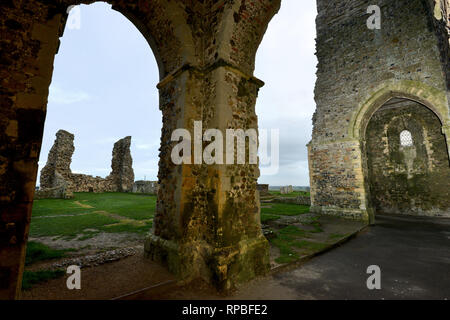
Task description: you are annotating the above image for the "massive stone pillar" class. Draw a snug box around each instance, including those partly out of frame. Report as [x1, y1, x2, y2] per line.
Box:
[146, 63, 270, 291]
[0, 2, 65, 299]
[310, 0, 449, 222]
[146, 0, 281, 291]
[0, 0, 280, 298]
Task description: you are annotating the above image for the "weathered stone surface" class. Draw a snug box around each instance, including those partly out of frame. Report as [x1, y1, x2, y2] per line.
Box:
[133, 181, 158, 195]
[273, 196, 311, 206]
[257, 184, 269, 196]
[280, 185, 293, 194]
[37, 130, 134, 197]
[309, 0, 450, 222]
[0, 0, 281, 298]
[39, 130, 74, 192]
[365, 100, 450, 217]
[107, 136, 134, 193]
[4, 0, 447, 300]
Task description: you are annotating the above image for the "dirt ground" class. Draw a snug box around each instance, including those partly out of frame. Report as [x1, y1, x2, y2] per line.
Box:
[21, 249, 175, 300]
[22, 214, 366, 300]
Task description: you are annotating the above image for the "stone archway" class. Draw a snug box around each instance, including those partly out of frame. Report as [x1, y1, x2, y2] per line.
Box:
[0, 0, 281, 299]
[347, 80, 450, 222]
[363, 97, 450, 217]
[349, 80, 450, 144]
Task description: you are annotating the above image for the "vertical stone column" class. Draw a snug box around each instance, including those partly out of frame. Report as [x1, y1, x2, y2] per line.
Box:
[109, 136, 134, 192]
[40, 130, 75, 189]
[0, 4, 65, 299]
[145, 63, 269, 290]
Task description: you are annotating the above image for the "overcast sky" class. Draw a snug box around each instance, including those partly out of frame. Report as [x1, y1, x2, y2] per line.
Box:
[37, 1, 318, 186]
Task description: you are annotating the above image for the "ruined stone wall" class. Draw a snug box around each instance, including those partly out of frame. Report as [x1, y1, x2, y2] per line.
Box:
[366, 101, 450, 217]
[428, 0, 450, 97]
[310, 0, 450, 221]
[257, 184, 269, 196]
[133, 180, 158, 194]
[39, 130, 74, 192]
[0, 0, 281, 298]
[37, 130, 134, 197]
[108, 136, 134, 192]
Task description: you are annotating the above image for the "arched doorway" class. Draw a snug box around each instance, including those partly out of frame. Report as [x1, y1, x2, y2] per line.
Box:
[19, 3, 163, 298]
[1, 0, 282, 299]
[364, 97, 450, 217]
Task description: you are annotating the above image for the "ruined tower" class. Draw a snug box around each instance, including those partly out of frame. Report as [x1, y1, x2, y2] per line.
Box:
[39, 130, 74, 190]
[37, 130, 135, 196]
[108, 136, 134, 192]
[0, 0, 281, 298]
[309, 0, 450, 221]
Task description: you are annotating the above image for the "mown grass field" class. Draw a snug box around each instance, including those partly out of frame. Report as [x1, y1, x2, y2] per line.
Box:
[30, 192, 309, 239]
[25, 192, 312, 289]
[30, 193, 155, 239]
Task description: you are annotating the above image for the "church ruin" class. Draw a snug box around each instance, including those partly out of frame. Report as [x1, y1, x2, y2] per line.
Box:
[0, 0, 449, 299]
[308, 0, 450, 222]
[36, 130, 134, 199]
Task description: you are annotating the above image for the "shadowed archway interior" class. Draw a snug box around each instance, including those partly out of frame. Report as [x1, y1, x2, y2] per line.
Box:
[364, 98, 450, 217]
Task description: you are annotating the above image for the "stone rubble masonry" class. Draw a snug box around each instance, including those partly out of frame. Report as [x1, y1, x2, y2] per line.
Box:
[273, 196, 311, 207]
[310, 0, 450, 222]
[366, 100, 450, 217]
[0, 0, 281, 298]
[36, 130, 134, 198]
[1, 0, 449, 300]
[133, 181, 159, 195]
[280, 185, 293, 194]
[256, 184, 269, 196]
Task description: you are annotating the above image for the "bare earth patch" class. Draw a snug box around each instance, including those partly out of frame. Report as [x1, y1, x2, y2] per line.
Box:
[73, 201, 94, 209]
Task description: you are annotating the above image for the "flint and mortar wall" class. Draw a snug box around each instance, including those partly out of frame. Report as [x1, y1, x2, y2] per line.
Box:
[310, 0, 450, 221]
[37, 130, 134, 197]
[366, 100, 450, 217]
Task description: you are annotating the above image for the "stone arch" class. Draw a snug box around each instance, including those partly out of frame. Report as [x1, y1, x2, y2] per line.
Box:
[1, 0, 282, 299]
[363, 96, 450, 217]
[349, 80, 449, 142]
[346, 80, 450, 222]
[0, 0, 195, 299]
[210, 0, 281, 75]
[59, 0, 198, 78]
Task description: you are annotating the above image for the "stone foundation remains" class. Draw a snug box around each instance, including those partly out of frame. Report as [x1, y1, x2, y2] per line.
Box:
[133, 181, 159, 195]
[280, 185, 293, 194]
[36, 130, 134, 198]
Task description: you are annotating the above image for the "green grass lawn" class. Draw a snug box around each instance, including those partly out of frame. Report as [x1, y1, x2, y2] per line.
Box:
[260, 203, 310, 223]
[32, 192, 156, 220]
[30, 193, 156, 239]
[26, 192, 312, 288]
[22, 270, 65, 290]
[22, 242, 73, 290]
[25, 241, 73, 266]
[30, 192, 311, 245]
[269, 225, 327, 264]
